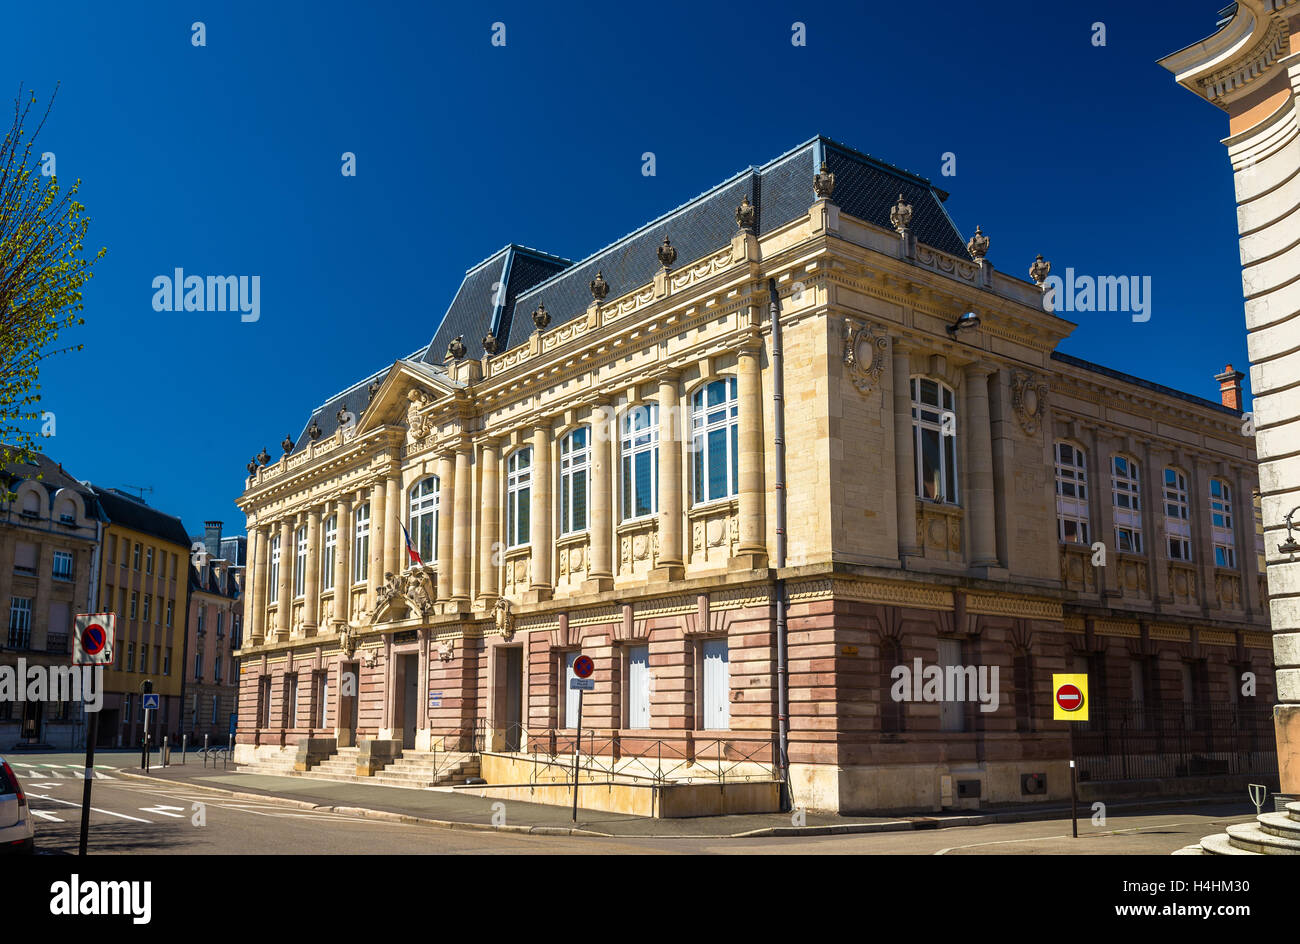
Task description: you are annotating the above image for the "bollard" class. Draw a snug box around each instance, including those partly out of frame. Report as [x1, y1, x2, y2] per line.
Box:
[203, 733, 209, 768]
[162, 736, 168, 768]
[181, 733, 187, 765]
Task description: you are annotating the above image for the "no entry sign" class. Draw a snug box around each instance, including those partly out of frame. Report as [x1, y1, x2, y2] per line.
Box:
[1052, 674, 1089, 721]
[573, 654, 594, 679]
[73, 613, 116, 666]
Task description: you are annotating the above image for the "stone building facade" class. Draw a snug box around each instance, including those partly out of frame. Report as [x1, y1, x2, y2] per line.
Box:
[234, 136, 1274, 812]
[1161, 0, 1300, 800]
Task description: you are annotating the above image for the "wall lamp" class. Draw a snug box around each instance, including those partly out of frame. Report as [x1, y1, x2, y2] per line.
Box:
[946, 311, 981, 338]
[1279, 506, 1300, 554]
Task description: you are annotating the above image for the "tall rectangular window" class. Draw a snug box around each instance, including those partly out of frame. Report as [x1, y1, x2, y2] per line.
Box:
[51, 550, 73, 581]
[166, 599, 174, 627]
[195, 651, 203, 680]
[559, 428, 590, 535]
[561, 651, 580, 728]
[692, 378, 739, 505]
[911, 378, 958, 504]
[1111, 455, 1143, 553]
[621, 403, 659, 520]
[322, 514, 338, 590]
[353, 504, 370, 583]
[269, 535, 281, 603]
[627, 644, 651, 730]
[1210, 479, 1236, 567]
[409, 479, 439, 565]
[1054, 442, 1090, 544]
[133, 543, 141, 570]
[216, 611, 224, 637]
[294, 526, 308, 596]
[7, 597, 32, 649]
[145, 547, 154, 575]
[701, 638, 729, 731]
[130, 592, 138, 620]
[287, 675, 299, 727]
[1163, 469, 1192, 560]
[142, 594, 151, 624]
[316, 672, 328, 729]
[937, 637, 966, 732]
[507, 448, 532, 548]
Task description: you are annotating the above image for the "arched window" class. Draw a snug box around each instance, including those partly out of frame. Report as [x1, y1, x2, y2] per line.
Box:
[322, 515, 337, 590]
[268, 534, 281, 603]
[20, 490, 39, 515]
[691, 378, 739, 505]
[559, 428, 590, 535]
[294, 526, 308, 596]
[1054, 442, 1089, 544]
[1111, 455, 1142, 553]
[622, 403, 659, 520]
[1163, 469, 1191, 560]
[1210, 478, 1235, 567]
[353, 503, 370, 583]
[911, 378, 958, 503]
[507, 448, 532, 548]
[409, 476, 439, 564]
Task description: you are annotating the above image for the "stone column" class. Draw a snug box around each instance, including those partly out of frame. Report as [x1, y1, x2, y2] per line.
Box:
[452, 446, 472, 608]
[963, 363, 999, 570]
[893, 342, 920, 558]
[584, 404, 615, 592]
[529, 422, 554, 600]
[303, 505, 321, 635]
[276, 518, 292, 641]
[653, 374, 684, 581]
[436, 452, 455, 605]
[478, 439, 501, 605]
[334, 497, 352, 626]
[733, 343, 768, 570]
[368, 477, 385, 610]
[384, 470, 401, 578]
[250, 526, 267, 645]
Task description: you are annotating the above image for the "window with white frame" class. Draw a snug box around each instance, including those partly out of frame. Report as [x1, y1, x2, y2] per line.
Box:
[1163, 468, 1192, 561]
[269, 534, 281, 602]
[937, 637, 967, 732]
[142, 594, 151, 625]
[166, 599, 174, 627]
[216, 611, 224, 637]
[126, 643, 135, 672]
[194, 651, 203, 680]
[353, 504, 370, 583]
[621, 403, 659, 520]
[322, 514, 337, 590]
[145, 547, 154, 575]
[287, 675, 299, 727]
[1111, 455, 1143, 553]
[52, 550, 73, 581]
[132, 543, 141, 570]
[1054, 443, 1090, 544]
[692, 378, 739, 505]
[559, 427, 590, 535]
[701, 638, 729, 731]
[8, 597, 32, 649]
[214, 655, 222, 681]
[1210, 479, 1236, 567]
[316, 672, 328, 729]
[560, 651, 580, 728]
[211, 695, 219, 725]
[911, 378, 958, 503]
[294, 526, 308, 596]
[130, 591, 138, 620]
[409, 477, 439, 564]
[626, 644, 650, 730]
[506, 448, 532, 548]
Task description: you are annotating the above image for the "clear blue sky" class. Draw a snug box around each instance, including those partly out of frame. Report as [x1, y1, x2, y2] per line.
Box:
[7, 0, 1246, 537]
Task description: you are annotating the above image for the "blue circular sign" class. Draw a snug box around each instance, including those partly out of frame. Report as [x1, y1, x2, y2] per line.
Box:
[81, 623, 106, 656]
[573, 654, 594, 679]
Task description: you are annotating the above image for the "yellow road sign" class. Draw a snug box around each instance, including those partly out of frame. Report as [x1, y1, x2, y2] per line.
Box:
[1052, 673, 1089, 721]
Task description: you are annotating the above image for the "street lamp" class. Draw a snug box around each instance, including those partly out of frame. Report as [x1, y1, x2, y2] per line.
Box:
[946, 310, 981, 338]
[1279, 506, 1300, 555]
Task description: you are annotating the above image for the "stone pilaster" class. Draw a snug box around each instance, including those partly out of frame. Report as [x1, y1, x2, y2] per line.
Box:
[451, 446, 472, 608]
[528, 422, 554, 601]
[892, 342, 920, 558]
[303, 505, 321, 635]
[436, 453, 455, 605]
[963, 362, 1000, 571]
[584, 403, 615, 592]
[477, 439, 501, 606]
[249, 527, 267, 645]
[334, 497, 352, 627]
[276, 518, 292, 641]
[384, 470, 401, 578]
[733, 342, 768, 570]
[368, 477, 385, 610]
[653, 374, 684, 581]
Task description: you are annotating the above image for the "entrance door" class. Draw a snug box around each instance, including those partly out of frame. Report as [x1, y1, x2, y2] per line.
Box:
[401, 654, 419, 749]
[21, 701, 43, 744]
[503, 648, 522, 751]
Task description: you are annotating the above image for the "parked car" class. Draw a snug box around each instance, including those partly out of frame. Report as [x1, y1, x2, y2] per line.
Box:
[0, 757, 35, 854]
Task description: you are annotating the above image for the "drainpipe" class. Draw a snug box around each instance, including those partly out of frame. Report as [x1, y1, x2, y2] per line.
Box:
[768, 278, 790, 810]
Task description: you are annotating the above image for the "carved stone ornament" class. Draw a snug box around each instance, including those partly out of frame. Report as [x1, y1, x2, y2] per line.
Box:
[1029, 254, 1052, 287]
[437, 639, 455, 662]
[1010, 370, 1049, 435]
[813, 160, 835, 199]
[842, 318, 890, 394]
[493, 597, 515, 640]
[532, 303, 551, 331]
[589, 271, 609, 302]
[735, 195, 756, 231]
[367, 381, 381, 403]
[482, 330, 499, 355]
[280, 434, 294, 455]
[256, 447, 270, 466]
[446, 335, 467, 360]
[656, 237, 677, 269]
[967, 225, 990, 262]
[890, 193, 913, 233]
[368, 569, 434, 624]
[338, 626, 356, 658]
[307, 419, 322, 441]
[405, 389, 432, 443]
[246, 457, 258, 475]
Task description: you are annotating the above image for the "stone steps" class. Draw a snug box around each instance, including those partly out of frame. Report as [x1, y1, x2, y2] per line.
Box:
[1224, 820, 1300, 854]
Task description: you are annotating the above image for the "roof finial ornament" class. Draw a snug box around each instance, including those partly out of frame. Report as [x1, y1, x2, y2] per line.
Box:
[657, 237, 677, 269]
[813, 160, 835, 199]
[890, 193, 913, 234]
[1029, 254, 1051, 287]
[446, 335, 467, 360]
[532, 302, 551, 331]
[246, 457, 258, 475]
[482, 329, 499, 356]
[967, 225, 990, 262]
[256, 447, 270, 466]
[281, 434, 294, 455]
[589, 270, 609, 302]
[307, 419, 322, 441]
[735, 195, 756, 232]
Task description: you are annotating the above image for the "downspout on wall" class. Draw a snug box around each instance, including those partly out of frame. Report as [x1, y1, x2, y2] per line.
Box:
[768, 278, 790, 810]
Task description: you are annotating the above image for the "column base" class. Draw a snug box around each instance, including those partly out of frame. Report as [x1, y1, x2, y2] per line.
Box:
[474, 595, 499, 613]
[580, 575, 615, 593]
[968, 564, 1008, 580]
[522, 587, 553, 604]
[648, 564, 685, 583]
[729, 551, 768, 572]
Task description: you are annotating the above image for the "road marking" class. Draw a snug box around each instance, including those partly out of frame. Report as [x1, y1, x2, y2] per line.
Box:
[31, 810, 63, 822]
[26, 792, 152, 823]
[30, 783, 63, 790]
[139, 805, 185, 818]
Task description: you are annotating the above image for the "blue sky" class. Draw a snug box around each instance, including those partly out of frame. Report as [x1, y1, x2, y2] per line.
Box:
[7, 0, 1247, 537]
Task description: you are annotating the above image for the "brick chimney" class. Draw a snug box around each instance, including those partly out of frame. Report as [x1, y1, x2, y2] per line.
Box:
[204, 520, 223, 560]
[1215, 364, 1244, 410]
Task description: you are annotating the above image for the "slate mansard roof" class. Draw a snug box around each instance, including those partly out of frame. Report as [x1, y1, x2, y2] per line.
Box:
[281, 134, 969, 454]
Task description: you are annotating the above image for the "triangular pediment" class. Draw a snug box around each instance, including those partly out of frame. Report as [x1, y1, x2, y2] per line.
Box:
[352, 358, 462, 438]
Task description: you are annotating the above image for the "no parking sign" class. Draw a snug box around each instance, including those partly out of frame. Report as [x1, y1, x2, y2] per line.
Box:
[73, 613, 116, 666]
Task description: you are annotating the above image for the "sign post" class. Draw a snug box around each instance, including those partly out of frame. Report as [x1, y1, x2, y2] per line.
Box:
[570, 654, 595, 823]
[141, 688, 158, 772]
[1053, 673, 1090, 839]
[73, 613, 116, 857]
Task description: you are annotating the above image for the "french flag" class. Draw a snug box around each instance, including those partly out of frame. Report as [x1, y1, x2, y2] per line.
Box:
[400, 521, 423, 566]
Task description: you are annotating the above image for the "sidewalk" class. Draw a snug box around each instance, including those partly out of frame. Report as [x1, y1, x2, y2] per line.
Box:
[105, 756, 1256, 839]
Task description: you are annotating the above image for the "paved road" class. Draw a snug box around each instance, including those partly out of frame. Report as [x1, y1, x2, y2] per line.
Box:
[9, 756, 1257, 854]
